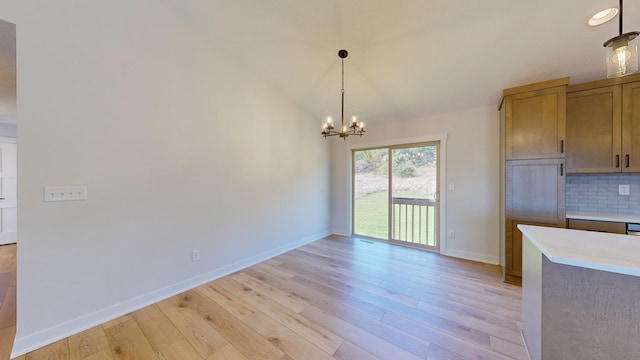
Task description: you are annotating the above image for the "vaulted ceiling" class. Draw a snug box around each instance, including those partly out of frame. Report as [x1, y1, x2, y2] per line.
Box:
[167, 0, 639, 124]
[2, 1, 639, 125]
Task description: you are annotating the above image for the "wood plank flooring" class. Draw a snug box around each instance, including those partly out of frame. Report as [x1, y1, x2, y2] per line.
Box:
[2, 237, 527, 359]
[0, 244, 17, 360]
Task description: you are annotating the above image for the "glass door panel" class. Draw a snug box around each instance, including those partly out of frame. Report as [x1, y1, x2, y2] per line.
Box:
[391, 144, 439, 250]
[353, 148, 389, 239]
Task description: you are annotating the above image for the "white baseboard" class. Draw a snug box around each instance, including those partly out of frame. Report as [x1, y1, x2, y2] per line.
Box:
[329, 232, 499, 265]
[442, 248, 499, 265]
[332, 229, 350, 237]
[11, 230, 330, 358]
[0, 231, 16, 245]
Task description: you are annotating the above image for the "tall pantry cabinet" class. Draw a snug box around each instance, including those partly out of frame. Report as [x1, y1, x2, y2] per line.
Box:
[500, 78, 568, 285]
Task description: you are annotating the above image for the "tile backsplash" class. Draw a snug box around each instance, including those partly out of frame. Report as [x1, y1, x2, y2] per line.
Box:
[566, 174, 640, 214]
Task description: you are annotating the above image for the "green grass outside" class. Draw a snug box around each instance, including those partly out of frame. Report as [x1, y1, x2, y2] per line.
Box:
[354, 191, 389, 239]
[354, 191, 436, 246]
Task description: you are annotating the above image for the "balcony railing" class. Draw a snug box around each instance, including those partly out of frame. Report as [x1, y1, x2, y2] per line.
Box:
[392, 197, 437, 248]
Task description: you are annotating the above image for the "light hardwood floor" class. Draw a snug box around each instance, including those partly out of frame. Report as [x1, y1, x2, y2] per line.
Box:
[0, 244, 17, 360]
[3, 237, 527, 359]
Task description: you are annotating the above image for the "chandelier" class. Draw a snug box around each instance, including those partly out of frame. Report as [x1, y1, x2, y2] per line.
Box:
[603, 0, 639, 78]
[321, 49, 365, 139]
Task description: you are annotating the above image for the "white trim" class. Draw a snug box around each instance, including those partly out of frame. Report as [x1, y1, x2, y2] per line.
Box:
[10, 230, 330, 358]
[332, 229, 351, 237]
[443, 248, 499, 265]
[345, 133, 448, 255]
[0, 232, 16, 245]
[521, 330, 533, 360]
[0, 137, 17, 245]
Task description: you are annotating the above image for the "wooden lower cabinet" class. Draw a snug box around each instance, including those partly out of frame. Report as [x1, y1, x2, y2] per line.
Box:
[505, 220, 564, 285]
[567, 218, 626, 234]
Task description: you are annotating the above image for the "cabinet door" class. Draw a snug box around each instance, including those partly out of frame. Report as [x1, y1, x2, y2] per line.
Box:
[505, 86, 566, 159]
[505, 219, 556, 284]
[505, 159, 566, 224]
[567, 219, 626, 234]
[622, 81, 640, 172]
[504, 158, 565, 285]
[566, 86, 622, 173]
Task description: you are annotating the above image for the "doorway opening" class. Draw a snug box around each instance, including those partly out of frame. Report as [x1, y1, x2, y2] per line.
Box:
[0, 17, 18, 360]
[353, 142, 440, 251]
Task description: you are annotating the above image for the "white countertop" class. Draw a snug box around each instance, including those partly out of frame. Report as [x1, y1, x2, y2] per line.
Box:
[566, 210, 640, 223]
[518, 225, 640, 277]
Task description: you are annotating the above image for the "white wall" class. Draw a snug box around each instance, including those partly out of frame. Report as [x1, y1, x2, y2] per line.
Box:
[330, 105, 500, 264]
[0, 123, 16, 138]
[1, 1, 330, 355]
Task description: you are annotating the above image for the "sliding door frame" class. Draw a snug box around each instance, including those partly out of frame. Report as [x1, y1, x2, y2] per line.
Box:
[346, 134, 448, 254]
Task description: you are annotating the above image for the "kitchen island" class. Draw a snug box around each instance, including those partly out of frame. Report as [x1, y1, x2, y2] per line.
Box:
[518, 225, 640, 360]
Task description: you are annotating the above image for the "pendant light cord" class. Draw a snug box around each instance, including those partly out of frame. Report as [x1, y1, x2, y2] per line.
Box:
[341, 57, 345, 132]
[619, 0, 623, 35]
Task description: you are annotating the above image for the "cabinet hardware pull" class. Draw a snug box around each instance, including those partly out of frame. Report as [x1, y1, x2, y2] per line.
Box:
[560, 140, 564, 153]
[626, 154, 630, 168]
[616, 155, 620, 168]
[560, 163, 564, 176]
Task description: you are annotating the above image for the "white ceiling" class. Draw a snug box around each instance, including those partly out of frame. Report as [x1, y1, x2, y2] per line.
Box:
[1, 1, 639, 125]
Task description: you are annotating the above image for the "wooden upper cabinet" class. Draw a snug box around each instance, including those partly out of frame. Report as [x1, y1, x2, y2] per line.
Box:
[503, 79, 567, 160]
[565, 73, 640, 173]
[566, 86, 622, 173]
[622, 81, 640, 172]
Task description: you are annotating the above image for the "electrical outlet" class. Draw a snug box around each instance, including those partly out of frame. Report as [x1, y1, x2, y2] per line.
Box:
[449, 183, 455, 191]
[619, 184, 630, 196]
[448, 231, 455, 239]
[191, 249, 201, 262]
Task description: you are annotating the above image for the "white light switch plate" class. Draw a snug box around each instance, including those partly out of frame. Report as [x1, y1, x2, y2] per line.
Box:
[44, 186, 87, 202]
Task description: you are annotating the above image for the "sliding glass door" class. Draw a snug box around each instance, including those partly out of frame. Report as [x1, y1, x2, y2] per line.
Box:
[353, 148, 389, 239]
[353, 142, 440, 251]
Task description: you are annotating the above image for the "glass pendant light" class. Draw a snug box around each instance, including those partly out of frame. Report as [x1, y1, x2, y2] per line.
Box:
[603, 0, 639, 78]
